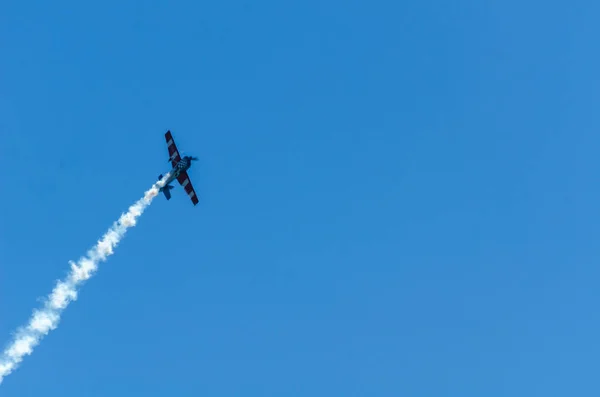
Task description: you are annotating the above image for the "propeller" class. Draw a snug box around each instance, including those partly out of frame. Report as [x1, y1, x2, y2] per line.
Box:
[178, 149, 198, 161]
[167, 152, 198, 162]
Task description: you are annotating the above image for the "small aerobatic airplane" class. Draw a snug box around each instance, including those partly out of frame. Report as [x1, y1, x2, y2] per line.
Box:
[158, 130, 199, 206]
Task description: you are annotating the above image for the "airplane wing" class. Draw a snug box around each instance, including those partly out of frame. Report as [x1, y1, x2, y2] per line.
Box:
[176, 170, 199, 206]
[165, 130, 181, 167]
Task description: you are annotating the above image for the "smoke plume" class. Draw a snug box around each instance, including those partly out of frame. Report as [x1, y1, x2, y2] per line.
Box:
[0, 174, 169, 384]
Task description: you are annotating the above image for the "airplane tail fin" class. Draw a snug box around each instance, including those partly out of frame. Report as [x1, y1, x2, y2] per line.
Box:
[158, 174, 173, 200]
[162, 185, 173, 200]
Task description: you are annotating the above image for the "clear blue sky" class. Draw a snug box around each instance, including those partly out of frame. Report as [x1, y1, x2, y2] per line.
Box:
[1, 0, 600, 395]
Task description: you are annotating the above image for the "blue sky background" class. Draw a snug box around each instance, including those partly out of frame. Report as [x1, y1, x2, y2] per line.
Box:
[2, 0, 600, 395]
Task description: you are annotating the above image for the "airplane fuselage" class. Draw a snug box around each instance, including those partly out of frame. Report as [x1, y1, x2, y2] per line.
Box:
[164, 156, 192, 185]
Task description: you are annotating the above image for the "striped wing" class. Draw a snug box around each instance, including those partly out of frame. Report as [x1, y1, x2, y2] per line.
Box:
[165, 130, 181, 167]
[176, 171, 199, 206]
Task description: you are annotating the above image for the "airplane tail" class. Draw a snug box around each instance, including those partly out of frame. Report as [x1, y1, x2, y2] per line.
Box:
[158, 174, 173, 200]
[162, 186, 173, 200]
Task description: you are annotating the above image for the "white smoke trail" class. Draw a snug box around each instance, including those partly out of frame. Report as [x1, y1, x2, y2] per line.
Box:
[0, 174, 170, 384]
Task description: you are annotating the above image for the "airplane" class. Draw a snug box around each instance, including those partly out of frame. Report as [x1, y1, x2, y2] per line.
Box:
[157, 130, 199, 205]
